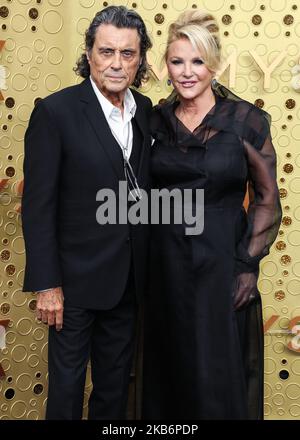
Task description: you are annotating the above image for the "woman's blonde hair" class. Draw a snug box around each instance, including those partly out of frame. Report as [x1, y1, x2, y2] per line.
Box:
[164, 9, 221, 72]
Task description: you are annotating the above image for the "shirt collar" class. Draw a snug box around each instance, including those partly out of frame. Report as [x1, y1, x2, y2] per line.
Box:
[90, 76, 137, 120]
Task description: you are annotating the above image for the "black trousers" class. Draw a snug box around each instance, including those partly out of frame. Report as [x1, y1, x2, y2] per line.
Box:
[46, 267, 137, 420]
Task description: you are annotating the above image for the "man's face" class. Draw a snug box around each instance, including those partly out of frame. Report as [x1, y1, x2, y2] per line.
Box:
[87, 24, 141, 101]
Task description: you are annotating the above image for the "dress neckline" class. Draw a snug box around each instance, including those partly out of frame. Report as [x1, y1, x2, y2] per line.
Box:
[170, 87, 221, 143]
[173, 93, 219, 135]
[151, 81, 272, 151]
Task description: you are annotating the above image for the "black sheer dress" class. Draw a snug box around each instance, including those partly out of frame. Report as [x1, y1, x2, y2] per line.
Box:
[142, 82, 282, 420]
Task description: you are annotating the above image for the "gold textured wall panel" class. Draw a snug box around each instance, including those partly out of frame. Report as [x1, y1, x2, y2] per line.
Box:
[0, 0, 300, 420]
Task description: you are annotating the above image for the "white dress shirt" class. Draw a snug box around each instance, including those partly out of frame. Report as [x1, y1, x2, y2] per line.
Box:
[90, 76, 137, 160]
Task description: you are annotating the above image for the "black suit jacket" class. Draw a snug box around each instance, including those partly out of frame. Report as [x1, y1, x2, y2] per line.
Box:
[22, 78, 152, 309]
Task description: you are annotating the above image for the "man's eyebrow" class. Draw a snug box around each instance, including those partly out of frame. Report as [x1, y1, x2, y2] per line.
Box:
[98, 46, 114, 51]
[98, 47, 137, 52]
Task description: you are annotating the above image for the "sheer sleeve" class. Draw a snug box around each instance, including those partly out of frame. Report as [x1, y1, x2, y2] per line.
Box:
[235, 109, 282, 275]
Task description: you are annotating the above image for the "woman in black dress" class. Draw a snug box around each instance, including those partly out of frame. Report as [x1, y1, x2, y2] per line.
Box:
[143, 9, 282, 419]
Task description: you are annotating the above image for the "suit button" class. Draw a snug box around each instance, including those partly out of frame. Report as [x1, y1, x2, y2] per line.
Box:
[127, 237, 130, 242]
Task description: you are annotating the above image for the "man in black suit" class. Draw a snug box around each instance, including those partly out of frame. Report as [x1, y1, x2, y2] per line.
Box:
[22, 6, 152, 420]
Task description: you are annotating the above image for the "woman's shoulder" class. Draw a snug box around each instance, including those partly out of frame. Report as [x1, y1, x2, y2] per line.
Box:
[149, 100, 175, 141]
[213, 82, 272, 149]
[214, 81, 271, 125]
[151, 103, 165, 125]
[151, 100, 173, 125]
[152, 99, 172, 114]
[231, 97, 270, 126]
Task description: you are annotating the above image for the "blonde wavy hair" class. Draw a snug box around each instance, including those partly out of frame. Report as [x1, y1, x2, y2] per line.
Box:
[164, 9, 221, 73]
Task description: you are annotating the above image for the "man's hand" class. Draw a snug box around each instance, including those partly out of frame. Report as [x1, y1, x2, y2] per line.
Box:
[36, 287, 64, 331]
[233, 272, 259, 311]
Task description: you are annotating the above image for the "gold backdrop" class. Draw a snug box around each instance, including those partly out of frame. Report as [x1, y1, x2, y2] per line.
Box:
[0, 0, 300, 420]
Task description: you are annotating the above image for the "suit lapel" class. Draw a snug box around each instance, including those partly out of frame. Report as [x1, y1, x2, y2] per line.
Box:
[79, 79, 149, 182]
[79, 78, 124, 181]
[132, 91, 148, 180]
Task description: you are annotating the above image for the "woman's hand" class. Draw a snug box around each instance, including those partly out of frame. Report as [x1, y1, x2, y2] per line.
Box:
[233, 272, 259, 311]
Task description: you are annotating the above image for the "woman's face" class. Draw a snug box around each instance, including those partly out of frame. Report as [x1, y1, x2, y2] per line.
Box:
[166, 37, 214, 101]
